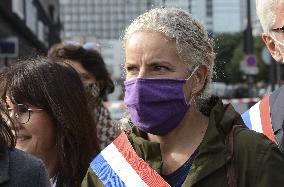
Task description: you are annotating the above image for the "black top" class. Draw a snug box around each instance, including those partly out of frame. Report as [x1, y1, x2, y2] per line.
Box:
[162, 148, 199, 187]
[269, 85, 284, 153]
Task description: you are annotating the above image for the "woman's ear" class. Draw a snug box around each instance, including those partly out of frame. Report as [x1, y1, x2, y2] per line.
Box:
[262, 33, 283, 62]
[184, 64, 208, 100]
[191, 64, 208, 95]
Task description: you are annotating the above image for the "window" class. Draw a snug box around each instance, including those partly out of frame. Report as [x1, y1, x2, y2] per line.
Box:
[206, 0, 213, 17]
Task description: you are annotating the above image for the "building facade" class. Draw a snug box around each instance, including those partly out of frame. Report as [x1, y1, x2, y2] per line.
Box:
[60, 0, 161, 41]
[0, 0, 61, 69]
[165, 0, 260, 34]
[59, 0, 261, 100]
[60, 0, 163, 100]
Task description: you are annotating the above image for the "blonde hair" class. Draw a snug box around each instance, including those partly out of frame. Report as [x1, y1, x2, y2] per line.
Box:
[256, 0, 284, 33]
[123, 8, 215, 101]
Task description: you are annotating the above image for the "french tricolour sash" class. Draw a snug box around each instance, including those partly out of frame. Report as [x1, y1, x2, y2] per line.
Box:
[90, 132, 170, 187]
[241, 96, 276, 143]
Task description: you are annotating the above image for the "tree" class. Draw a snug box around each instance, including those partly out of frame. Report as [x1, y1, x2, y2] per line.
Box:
[213, 33, 269, 84]
[213, 32, 243, 83]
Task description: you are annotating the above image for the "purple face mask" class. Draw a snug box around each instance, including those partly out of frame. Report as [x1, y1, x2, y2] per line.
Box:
[124, 67, 198, 135]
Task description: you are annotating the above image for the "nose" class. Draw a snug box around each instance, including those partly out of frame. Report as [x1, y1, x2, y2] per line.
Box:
[137, 66, 148, 78]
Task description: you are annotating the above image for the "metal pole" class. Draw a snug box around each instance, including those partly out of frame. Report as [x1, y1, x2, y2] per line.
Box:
[246, 0, 253, 54]
[147, 0, 151, 10]
[244, 0, 254, 107]
[4, 57, 8, 66]
[162, 0, 165, 8]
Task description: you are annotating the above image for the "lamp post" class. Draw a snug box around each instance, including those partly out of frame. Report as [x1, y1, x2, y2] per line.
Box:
[244, 0, 253, 55]
[244, 0, 254, 106]
[162, 0, 165, 8]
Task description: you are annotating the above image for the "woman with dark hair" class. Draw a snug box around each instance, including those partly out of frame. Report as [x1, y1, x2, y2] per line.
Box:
[1, 57, 100, 187]
[0, 99, 50, 186]
[48, 42, 118, 149]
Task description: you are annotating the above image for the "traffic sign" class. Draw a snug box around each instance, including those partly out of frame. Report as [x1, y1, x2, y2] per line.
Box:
[246, 54, 257, 66]
[240, 54, 259, 75]
[0, 37, 19, 58]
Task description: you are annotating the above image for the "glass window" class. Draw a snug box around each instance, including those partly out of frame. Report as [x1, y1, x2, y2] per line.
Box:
[72, 14, 79, 21]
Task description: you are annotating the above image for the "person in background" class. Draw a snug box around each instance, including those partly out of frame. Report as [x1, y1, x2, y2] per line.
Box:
[1, 57, 100, 187]
[248, 0, 284, 153]
[48, 43, 117, 149]
[82, 8, 284, 187]
[0, 99, 50, 186]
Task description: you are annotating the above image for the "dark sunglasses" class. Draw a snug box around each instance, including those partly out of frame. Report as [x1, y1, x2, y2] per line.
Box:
[271, 25, 284, 33]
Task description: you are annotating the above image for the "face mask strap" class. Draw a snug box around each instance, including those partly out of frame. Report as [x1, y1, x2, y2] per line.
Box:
[184, 65, 200, 105]
[270, 33, 284, 46]
[185, 65, 200, 81]
[270, 33, 284, 63]
[185, 95, 195, 106]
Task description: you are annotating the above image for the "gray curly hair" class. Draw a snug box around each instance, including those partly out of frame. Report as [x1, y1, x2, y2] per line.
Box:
[256, 0, 284, 33]
[123, 8, 215, 102]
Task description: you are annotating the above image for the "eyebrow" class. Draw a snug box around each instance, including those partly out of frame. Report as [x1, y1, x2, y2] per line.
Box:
[124, 62, 135, 66]
[147, 61, 176, 68]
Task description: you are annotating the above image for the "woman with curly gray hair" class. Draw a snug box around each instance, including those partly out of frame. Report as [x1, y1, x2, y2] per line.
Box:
[82, 8, 284, 187]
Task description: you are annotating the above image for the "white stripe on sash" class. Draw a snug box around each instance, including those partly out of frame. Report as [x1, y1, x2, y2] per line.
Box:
[101, 143, 148, 187]
[249, 102, 263, 133]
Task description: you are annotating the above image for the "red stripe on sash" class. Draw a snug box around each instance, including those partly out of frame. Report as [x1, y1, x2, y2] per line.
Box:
[259, 96, 276, 143]
[113, 132, 170, 187]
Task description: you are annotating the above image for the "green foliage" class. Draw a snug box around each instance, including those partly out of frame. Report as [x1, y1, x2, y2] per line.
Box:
[213, 32, 269, 84]
[214, 32, 243, 83]
[226, 41, 244, 84]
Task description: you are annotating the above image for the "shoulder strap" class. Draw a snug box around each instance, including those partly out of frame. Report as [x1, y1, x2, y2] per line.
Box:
[225, 125, 242, 187]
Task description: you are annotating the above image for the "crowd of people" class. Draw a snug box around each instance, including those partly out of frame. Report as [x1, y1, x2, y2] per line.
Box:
[0, 0, 283, 186]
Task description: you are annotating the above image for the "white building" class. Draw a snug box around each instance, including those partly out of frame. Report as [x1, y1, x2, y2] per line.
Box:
[59, 0, 162, 100]
[59, 0, 261, 100]
[60, 0, 162, 40]
[165, 0, 260, 34]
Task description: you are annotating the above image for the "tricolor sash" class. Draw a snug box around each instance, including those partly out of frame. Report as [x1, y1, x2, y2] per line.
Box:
[90, 132, 170, 187]
[241, 96, 276, 143]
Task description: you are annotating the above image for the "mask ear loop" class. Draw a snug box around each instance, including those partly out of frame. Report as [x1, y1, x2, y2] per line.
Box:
[186, 65, 200, 81]
[270, 33, 284, 63]
[270, 33, 284, 46]
[184, 65, 200, 105]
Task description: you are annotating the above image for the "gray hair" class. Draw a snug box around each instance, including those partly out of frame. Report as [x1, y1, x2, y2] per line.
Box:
[123, 8, 215, 103]
[256, 0, 284, 33]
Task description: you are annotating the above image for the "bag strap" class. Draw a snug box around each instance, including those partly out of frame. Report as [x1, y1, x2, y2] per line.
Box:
[225, 125, 242, 187]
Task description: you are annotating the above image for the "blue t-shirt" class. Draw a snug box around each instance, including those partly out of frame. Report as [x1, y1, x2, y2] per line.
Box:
[162, 149, 198, 187]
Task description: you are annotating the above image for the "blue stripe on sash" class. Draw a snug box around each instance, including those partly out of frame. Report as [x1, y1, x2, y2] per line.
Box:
[90, 154, 127, 187]
[242, 111, 252, 129]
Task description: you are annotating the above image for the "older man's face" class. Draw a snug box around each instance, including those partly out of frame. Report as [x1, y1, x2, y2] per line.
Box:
[272, 3, 284, 41]
[262, 3, 284, 62]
